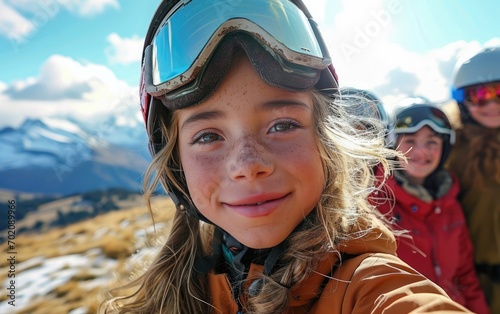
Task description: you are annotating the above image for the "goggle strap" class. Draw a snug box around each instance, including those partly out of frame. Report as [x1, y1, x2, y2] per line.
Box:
[451, 88, 464, 103]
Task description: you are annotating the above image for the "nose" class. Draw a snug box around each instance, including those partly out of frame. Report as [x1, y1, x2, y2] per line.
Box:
[227, 135, 274, 181]
[408, 143, 432, 157]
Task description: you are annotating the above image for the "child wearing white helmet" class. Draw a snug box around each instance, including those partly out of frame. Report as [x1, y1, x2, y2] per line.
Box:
[376, 97, 490, 313]
[447, 46, 500, 312]
[102, 1, 471, 313]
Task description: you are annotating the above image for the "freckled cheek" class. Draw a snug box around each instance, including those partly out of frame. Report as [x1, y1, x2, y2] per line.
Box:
[275, 140, 324, 181]
[182, 154, 226, 210]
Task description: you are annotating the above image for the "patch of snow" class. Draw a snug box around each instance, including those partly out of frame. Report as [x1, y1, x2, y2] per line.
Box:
[17, 256, 45, 272]
[0, 252, 117, 312]
[36, 127, 75, 143]
[41, 117, 84, 135]
[119, 219, 130, 229]
[134, 223, 166, 248]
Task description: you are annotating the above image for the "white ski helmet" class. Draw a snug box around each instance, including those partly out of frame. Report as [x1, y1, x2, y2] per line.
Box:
[451, 46, 500, 124]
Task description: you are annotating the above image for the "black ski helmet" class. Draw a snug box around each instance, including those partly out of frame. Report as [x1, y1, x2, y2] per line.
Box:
[388, 97, 455, 170]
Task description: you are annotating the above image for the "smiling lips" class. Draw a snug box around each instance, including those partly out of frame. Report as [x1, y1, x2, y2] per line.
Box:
[223, 193, 290, 218]
[409, 158, 431, 165]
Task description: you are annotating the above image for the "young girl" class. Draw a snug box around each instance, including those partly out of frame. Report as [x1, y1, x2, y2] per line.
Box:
[376, 98, 489, 313]
[103, 1, 470, 313]
[447, 46, 500, 313]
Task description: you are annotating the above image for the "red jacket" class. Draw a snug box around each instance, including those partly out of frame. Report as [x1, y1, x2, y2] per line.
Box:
[375, 170, 489, 314]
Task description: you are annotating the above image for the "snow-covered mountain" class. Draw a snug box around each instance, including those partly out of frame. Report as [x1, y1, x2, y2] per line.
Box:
[0, 115, 152, 195]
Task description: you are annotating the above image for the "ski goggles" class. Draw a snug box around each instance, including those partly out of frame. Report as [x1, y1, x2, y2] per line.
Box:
[142, 0, 334, 103]
[464, 82, 500, 108]
[394, 105, 455, 144]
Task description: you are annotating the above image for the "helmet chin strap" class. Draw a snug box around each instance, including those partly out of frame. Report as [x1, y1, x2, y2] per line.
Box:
[166, 189, 213, 223]
[192, 225, 287, 276]
[222, 231, 288, 299]
[192, 226, 287, 306]
[194, 212, 316, 304]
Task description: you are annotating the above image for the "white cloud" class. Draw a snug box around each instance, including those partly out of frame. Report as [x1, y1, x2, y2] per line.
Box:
[5, 54, 129, 100]
[346, 40, 487, 106]
[105, 33, 144, 65]
[57, 0, 119, 17]
[0, 1, 35, 40]
[0, 55, 137, 128]
[311, 0, 500, 107]
[302, 0, 327, 23]
[0, 81, 7, 93]
[0, 0, 118, 40]
[485, 38, 500, 47]
[316, 0, 406, 92]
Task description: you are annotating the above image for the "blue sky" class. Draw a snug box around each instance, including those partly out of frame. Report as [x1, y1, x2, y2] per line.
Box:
[0, 0, 498, 128]
[0, 0, 158, 85]
[387, 1, 497, 52]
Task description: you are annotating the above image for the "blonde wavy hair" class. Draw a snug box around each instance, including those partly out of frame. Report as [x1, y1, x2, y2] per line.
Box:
[101, 90, 400, 314]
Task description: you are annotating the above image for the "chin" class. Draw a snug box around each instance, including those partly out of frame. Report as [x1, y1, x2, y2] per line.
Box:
[237, 235, 284, 250]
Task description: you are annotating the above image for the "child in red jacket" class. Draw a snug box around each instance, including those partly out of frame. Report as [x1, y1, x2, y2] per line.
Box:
[376, 97, 490, 313]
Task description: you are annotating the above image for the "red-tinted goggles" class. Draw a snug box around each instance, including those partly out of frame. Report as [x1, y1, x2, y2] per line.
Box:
[465, 82, 500, 107]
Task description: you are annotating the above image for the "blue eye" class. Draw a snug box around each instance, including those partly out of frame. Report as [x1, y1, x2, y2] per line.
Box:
[192, 131, 222, 144]
[269, 120, 301, 133]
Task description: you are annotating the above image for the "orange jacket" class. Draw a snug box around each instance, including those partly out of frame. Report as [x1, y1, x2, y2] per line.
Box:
[208, 221, 471, 313]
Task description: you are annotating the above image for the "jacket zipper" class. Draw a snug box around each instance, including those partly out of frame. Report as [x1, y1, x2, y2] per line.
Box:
[430, 206, 441, 278]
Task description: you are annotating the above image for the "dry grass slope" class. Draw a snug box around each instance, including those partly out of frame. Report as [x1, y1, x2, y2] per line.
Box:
[0, 195, 176, 314]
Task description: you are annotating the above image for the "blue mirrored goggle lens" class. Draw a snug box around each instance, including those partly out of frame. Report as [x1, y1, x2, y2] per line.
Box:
[151, 0, 326, 86]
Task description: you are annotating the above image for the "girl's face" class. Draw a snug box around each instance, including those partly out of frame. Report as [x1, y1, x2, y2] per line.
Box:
[467, 100, 500, 129]
[397, 126, 443, 185]
[177, 56, 325, 249]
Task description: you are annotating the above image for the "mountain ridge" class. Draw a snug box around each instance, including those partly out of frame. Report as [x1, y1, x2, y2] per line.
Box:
[0, 115, 151, 195]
